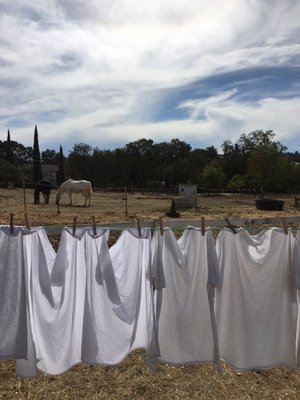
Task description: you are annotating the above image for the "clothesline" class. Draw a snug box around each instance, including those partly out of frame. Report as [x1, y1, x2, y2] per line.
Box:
[6, 214, 300, 235]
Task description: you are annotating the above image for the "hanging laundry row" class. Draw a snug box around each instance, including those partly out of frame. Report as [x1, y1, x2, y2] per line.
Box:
[152, 226, 300, 371]
[0, 225, 159, 377]
[1, 224, 300, 378]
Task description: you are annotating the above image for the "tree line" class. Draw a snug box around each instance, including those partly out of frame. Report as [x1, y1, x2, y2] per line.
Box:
[1, 127, 300, 192]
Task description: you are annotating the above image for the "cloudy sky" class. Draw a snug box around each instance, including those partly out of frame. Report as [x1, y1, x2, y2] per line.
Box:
[0, 0, 300, 154]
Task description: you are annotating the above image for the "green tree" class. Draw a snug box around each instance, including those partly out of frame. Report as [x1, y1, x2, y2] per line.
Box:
[221, 130, 290, 192]
[12, 142, 33, 165]
[57, 145, 66, 185]
[41, 149, 58, 164]
[0, 158, 22, 183]
[153, 139, 192, 187]
[68, 143, 93, 180]
[287, 163, 300, 192]
[33, 125, 42, 183]
[244, 131, 287, 191]
[125, 139, 155, 186]
[221, 140, 247, 179]
[238, 130, 286, 154]
[227, 174, 246, 191]
[202, 161, 227, 190]
[189, 146, 219, 186]
[98, 148, 130, 187]
[5, 130, 14, 164]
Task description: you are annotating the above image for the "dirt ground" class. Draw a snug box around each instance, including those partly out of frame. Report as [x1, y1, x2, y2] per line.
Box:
[1, 187, 300, 227]
[1, 188, 300, 400]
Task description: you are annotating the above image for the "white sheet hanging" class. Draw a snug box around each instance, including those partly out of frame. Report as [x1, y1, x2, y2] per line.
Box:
[30, 227, 86, 375]
[0, 226, 27, 360]
[81, 228, 123, 364]
[152, 226, 221, 367]
[292, 228, 300, 366]
[215, 227, 297, 370]
[23, 226, 159, 374]
[16, 226, 56, 378]
[105, 228, 160, 368]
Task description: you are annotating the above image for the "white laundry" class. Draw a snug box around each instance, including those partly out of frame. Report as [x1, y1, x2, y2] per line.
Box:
[81, 228, 123, 364]
[31, 227, 86, 375]
[0, 226, 27, 360]
[293, 229, 300, 289]
[152, 227, 221, 366]
[150, 227, 166, 291]
[105, 228, 160, 368]
[16, 227, 56, 378]
[17, 225, 159, 375]
[3, 221, 299, 378]
[292, 229, 300, 366]
[215, 228, 297, 370]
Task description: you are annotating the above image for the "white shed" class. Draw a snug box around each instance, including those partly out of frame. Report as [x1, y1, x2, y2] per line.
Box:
[178, 184, 197, 197]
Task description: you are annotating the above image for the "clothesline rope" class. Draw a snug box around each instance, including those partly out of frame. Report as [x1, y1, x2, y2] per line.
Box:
[3, 214, 300, 235]
[25, 215, 300, 234]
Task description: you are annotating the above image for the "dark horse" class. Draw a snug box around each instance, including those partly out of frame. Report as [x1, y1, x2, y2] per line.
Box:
[34, 180, 52, 204]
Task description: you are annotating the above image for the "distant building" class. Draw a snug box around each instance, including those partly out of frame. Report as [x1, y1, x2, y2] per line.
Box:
[41, 164, 59, 185]
[178, 183, 197, 197]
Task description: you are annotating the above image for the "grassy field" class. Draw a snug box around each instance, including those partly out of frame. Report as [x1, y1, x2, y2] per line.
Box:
[1, 188, 300, 399]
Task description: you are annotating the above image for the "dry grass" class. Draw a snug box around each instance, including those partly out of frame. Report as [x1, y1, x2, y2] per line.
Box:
[1, 188, 300, 399]
[1, 188, 300, 227]
[1, 355, 300, 400]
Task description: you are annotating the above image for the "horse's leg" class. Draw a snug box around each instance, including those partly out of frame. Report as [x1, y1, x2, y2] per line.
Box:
[34, 190, 40, 204]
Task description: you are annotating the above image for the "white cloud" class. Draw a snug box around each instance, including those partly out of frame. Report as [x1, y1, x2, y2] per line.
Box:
[0, 0, 299, 152]
[29, 94, 299, 153]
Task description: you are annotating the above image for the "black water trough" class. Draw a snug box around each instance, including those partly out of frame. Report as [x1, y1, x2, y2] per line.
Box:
[255, 198, 285, 211]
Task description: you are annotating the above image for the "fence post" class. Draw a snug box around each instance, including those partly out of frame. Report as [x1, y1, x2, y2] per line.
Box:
[23, 181, 27, 212]
[124, 187, 128, 216]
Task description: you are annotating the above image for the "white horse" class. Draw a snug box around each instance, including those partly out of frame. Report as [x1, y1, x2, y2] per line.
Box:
[56, 179, 93, 206]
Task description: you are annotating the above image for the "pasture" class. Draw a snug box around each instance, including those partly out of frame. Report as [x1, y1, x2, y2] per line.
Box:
[1, 187, 300, 227]
[1, 187, 300, 400]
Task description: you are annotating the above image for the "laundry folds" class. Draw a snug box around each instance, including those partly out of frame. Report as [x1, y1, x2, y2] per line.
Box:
[81, 228, 121, 364]
[16, 226, 56, 378]
[3, 222, 300, 378]
[104, 228, 160, 368]
[292, 228, 300, 366]
[152, 226, 221, 367]
[0, 226, 27, 360]
[20, 226, 159, 375]
[215, 228, 297, 370]
[23, 227, 83, 376]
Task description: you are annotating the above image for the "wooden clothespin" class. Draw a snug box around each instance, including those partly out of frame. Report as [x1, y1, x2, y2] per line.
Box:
[225, 217, 237, 234]
[281, 217, 288, 235]
[92, 216, 97, 236]
[24, 212, 30, 230]
[201, 216, 205, 236]
[159, 217, 164, 236]
[9, 213, 14, 234]
[136, 218, 142, 237]
[72, 217, 77, 237]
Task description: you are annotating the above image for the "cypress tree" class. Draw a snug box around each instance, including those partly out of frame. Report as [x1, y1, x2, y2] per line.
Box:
[57, 145, 66, 185]
[33, 125, 42, 182]
[6, 129, 14, 164]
